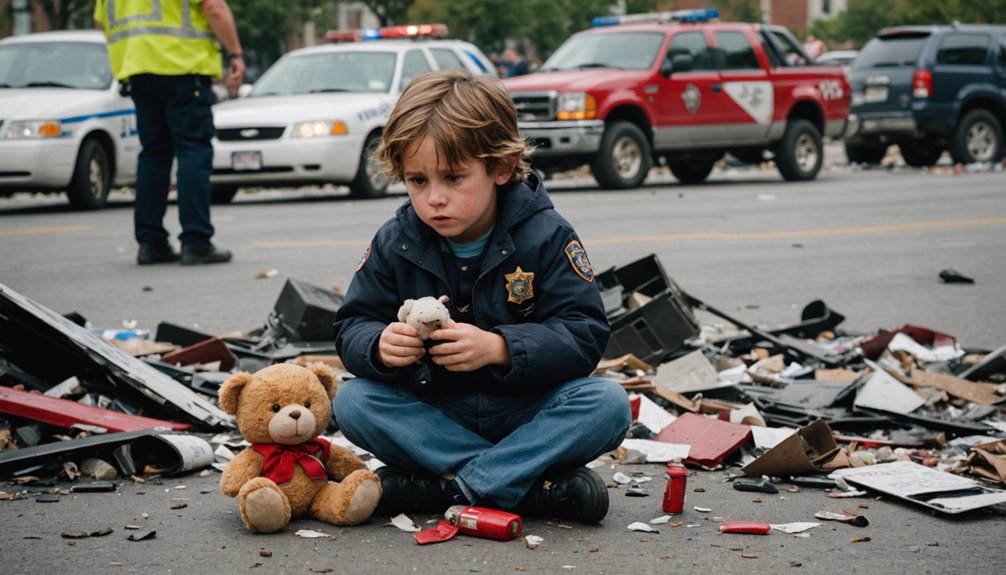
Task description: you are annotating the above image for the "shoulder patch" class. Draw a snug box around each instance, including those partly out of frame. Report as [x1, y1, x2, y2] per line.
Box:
[564, 240, 593, 282]
[355, 242, 371, 272]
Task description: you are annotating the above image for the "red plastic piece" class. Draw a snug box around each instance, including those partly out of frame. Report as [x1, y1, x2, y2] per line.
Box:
[0, 386, 189, 432]
[719, 521, 771, 534]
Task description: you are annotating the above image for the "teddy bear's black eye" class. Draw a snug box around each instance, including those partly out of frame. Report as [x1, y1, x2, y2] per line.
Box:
[303, 401, 311, 409]
[271, 404, 280, 413]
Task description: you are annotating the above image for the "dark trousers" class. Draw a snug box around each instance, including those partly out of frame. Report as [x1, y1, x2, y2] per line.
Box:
[130, 74, 216, 247]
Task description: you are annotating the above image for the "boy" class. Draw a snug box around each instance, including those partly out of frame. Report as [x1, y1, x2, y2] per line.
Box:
[333, 69, 631, 523]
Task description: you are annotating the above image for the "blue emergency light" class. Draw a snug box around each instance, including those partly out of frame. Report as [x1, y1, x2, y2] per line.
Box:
[592, 8, 720, 27]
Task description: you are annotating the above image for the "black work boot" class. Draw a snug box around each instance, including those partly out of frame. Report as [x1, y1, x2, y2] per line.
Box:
[137, 242, 179, 265]
[180, 243, 232, 265]
[373, 467, 450, 516]
[515, 466, 609, 523]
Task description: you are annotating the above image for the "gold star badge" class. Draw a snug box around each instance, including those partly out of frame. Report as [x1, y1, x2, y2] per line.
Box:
[505, 266, 535, 304]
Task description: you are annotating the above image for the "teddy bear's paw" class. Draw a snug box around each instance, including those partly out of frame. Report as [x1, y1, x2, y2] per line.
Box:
[311, 470, 381, 526]
[239, 477, 291, 534]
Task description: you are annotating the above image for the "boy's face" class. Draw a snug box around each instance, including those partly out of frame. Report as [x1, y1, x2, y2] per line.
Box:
[402, 135, 510, 243]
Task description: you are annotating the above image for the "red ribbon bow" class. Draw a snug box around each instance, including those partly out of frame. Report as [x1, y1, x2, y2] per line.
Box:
[250, 438, 331, 484]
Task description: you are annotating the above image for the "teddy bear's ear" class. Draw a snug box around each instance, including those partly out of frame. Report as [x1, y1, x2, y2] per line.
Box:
[397, 299, 415, 323]
[438, 295, 449, 306]
[307, 362, 338, 400]
[218, 372, 254, 415]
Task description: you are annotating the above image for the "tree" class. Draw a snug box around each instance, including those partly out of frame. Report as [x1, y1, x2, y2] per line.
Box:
[359, 0, 415, 26]
[32, 0, 91, 30]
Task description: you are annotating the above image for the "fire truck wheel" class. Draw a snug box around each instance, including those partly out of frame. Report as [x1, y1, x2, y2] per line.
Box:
[591, 121, 652, 189]
[669, 158, 715, 184]
[349, 132, 389, 198]
[775, 119, 822, 181]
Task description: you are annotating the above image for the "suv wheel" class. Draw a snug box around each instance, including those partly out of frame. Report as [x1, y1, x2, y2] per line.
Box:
[899, 142, 945, 167]
[67, 138, 111, 210]
[591, 121, 652, 189]
[949, 109, 1003, 164]
[775, 119, 822, 181]
[349, 132, 389, 198]
[845, 142, 888, 165]
[669, 158, 715, 184]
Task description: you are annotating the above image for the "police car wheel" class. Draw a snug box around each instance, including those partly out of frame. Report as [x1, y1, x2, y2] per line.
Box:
[211, 185, 239, 205]
[844, 142, 888, 165]
[67, 139, 111, 210]
[776, 119, 822, 182]
[949, 109, 1003, 165]
[591, 121, 651, 189]
[349, 132, 389, 199]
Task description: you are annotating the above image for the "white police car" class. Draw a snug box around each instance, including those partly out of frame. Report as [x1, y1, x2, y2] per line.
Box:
[0, 30, 137, 210]
[209, 24, 496, 203]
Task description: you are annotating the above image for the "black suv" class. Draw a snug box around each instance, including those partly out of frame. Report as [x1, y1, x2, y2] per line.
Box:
[845, 25, 1006, 166]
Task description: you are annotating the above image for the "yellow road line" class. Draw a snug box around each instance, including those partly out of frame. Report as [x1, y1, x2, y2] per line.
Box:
[253, 217, 1006, 249]
[586, 217, 1006, 246]
[0, 225, 97, 238]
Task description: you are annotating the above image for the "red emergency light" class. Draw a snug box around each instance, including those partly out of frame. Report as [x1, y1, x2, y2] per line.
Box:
[325, 23, 449, 43]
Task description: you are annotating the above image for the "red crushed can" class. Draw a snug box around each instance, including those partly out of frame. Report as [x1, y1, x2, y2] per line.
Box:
[445, 505, 523, 541]
[662, 459, 688, 514]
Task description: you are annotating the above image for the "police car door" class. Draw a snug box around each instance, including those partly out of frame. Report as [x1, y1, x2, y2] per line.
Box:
[710, 29, 773, 144]
[652, 29, 727, 150]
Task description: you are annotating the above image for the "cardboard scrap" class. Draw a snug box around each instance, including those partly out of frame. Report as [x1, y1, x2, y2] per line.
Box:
[831, 461, 1006, 514]
[742, 419, 853, 477]
[961, 439, 1006, 485]
[907, 368, 1006, 405]
[653, 350, 734, 393]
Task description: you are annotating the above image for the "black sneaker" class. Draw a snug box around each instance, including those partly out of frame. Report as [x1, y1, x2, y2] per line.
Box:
[516, 466, 609, 523]
[137, 242, 179, 265]
[373, 467, 450, 516]
[180, 243, 232, 265]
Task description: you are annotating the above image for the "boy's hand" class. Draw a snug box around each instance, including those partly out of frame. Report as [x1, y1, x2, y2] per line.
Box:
[377, 322, 425, 368]
[427, 320, 510, 372]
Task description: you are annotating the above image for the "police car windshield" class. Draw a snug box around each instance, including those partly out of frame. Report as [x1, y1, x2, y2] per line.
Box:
[539, 31, 664, 71]
[251, 51, 397, 97]
[0, 41, 112, 90]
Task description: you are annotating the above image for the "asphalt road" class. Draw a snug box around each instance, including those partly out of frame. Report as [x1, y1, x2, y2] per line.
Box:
[2, 158, 1006, 574]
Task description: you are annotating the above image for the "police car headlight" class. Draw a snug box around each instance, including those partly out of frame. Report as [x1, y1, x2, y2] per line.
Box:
[556, 93, 597, 121]
[291, 120, 349, 138]
[4, 120, 63, 139]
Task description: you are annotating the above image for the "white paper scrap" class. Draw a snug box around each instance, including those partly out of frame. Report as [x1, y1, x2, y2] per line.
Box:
[853, 369, 925, 414]
[635, 393, 677, 434]
[627, 522, 659, 533]
[619, 438, 690, 463]
[390, 513, 420, 532]
[750, 425, 797, 450]
[524, 534, 543, 549]
[294, 529, 331, 538]
[770, 522, 821, 534]
[650, 515, 672, 524]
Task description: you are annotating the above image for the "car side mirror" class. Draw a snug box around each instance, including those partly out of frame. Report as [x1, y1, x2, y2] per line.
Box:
[662, 54, 694, 77]
[237, 84, 253, 99]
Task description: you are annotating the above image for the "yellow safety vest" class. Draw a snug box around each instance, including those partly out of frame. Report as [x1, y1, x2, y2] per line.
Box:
[94, 0, 223, 80]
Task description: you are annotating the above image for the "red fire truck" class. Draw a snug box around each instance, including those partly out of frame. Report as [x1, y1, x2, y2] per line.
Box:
[503, 10, 856, 188]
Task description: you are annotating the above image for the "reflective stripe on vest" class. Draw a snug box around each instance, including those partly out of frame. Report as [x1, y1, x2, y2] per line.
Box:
[102, 0, 222, 80]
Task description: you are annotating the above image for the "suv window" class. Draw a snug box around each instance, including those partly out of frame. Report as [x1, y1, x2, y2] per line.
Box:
[854, 33, 928, 69]
[715, 31, 760, 70]
[430, 47, 465, 70]
[936, 33, 990, 65]
[667, 31, 714, 71]
[400, 49, 431, 89]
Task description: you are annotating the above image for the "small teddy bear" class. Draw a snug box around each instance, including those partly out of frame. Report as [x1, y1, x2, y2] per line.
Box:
[397, 295, 451, 340]
[219, 363, 381, 533]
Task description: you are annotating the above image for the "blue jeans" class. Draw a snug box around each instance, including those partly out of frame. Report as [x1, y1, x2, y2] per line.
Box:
[130, 74, 216, 247]
[334, 376, 632, 509]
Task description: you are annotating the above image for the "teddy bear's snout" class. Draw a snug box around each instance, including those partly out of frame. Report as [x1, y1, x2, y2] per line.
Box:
[268, 403, 319, 445]
[289, 409, 302, 420]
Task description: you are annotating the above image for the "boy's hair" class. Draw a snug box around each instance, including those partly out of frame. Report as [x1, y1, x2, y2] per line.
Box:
[377, 69, 532, 185]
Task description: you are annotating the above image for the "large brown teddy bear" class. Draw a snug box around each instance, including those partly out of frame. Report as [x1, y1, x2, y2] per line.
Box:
[219, 363, 381, 533]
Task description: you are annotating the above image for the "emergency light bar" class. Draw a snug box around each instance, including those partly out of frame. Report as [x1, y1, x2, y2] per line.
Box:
[325, 23, 449, 43]
[592, 8, 720, 27]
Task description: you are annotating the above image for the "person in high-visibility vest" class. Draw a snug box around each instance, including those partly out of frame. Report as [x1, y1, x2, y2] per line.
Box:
[95, 0, 243, 265]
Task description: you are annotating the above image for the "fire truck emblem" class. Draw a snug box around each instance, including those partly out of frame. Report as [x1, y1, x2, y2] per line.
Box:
[724, 81, 774, 124]
[681, 83, 701, 114]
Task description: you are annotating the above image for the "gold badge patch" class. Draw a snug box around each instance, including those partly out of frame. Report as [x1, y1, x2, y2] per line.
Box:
[505, 266, 535, 304]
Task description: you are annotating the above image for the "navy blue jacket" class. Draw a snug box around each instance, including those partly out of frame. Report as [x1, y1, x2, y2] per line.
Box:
[333, 173, 609, 394]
